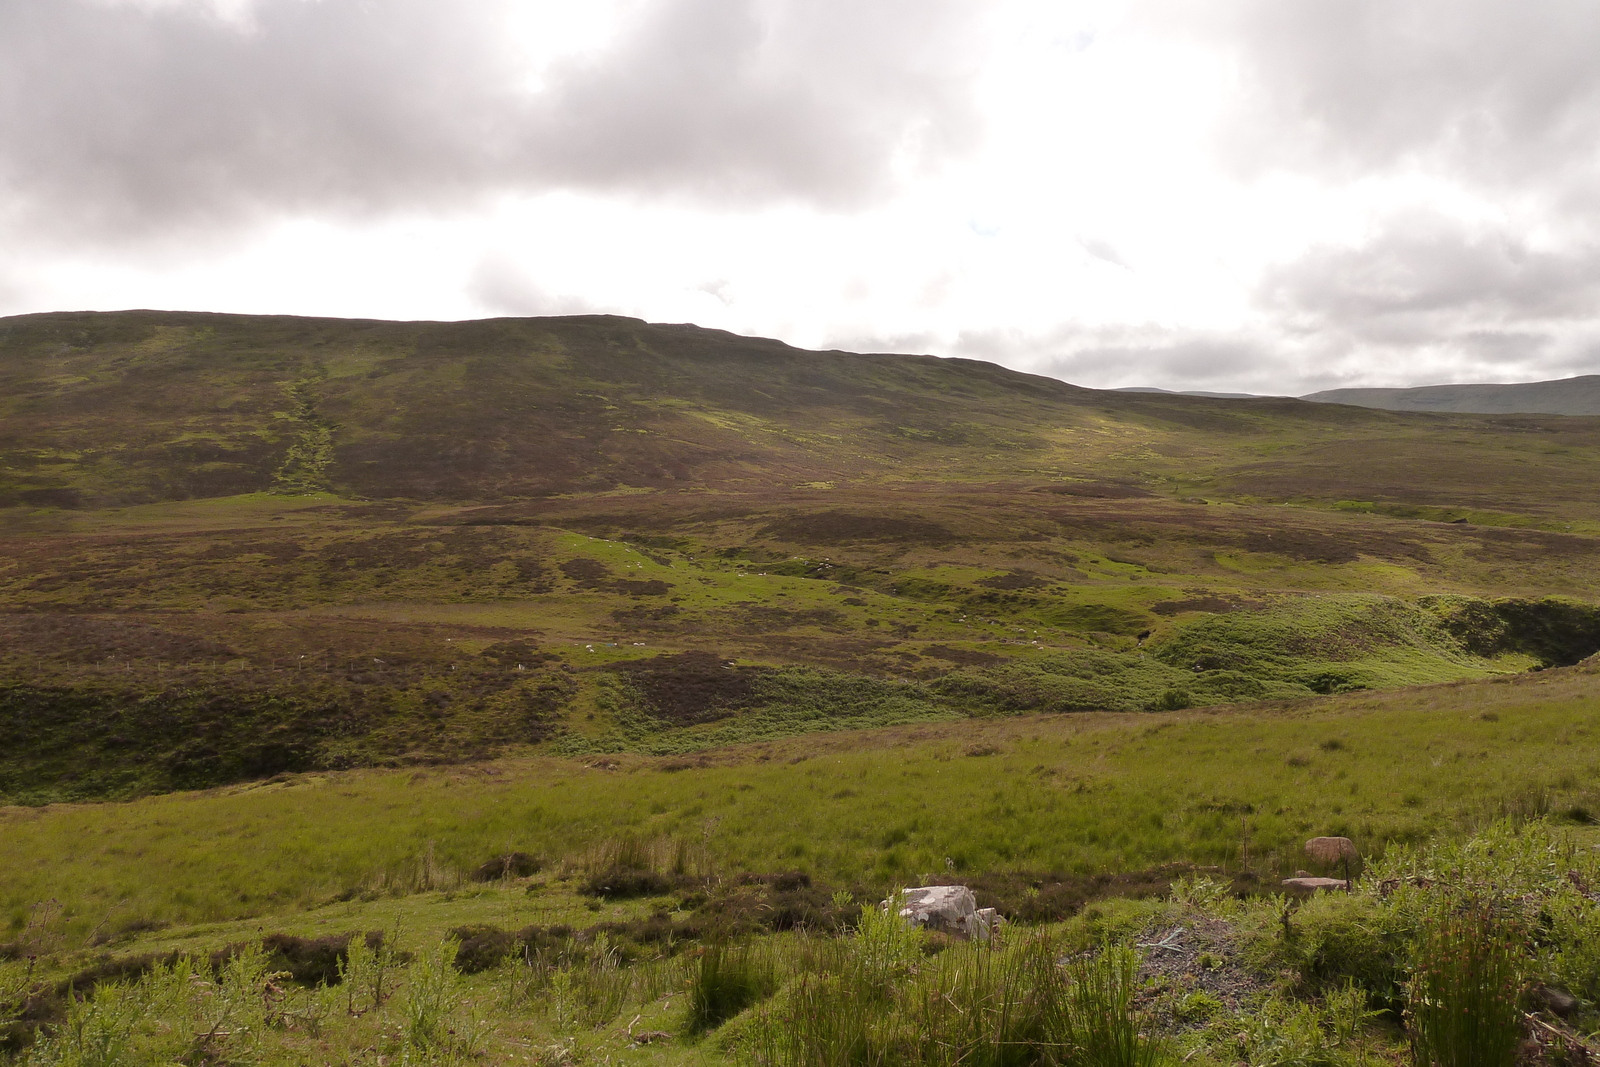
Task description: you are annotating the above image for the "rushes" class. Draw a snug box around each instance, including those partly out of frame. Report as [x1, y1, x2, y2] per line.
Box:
[1061, 946, 1167, 1067]
[748, 919, 1169, 1067]
[1406, 897, 1526, 1067]
[688, 942, 780, 1032]
[504, 933, 687, 1032]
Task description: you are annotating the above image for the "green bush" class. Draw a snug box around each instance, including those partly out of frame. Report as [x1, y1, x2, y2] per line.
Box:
[1250, 892, 1410, 1009]
[1546, 892, 1600, 1005]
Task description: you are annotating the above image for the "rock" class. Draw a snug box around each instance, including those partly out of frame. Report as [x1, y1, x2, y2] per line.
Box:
[1282, 877, 1349, 892]
[1305, 837, 1360, 867]
[1533, 985, 1580, 1018]
[629, 1031, 672, 1047]
[886, 886, 994, 940]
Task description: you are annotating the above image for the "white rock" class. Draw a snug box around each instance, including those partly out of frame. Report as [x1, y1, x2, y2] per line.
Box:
[885, 885, 995, 940]
[1282, 876, 1348, 892]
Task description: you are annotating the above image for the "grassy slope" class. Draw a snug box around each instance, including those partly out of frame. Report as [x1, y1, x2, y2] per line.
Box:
[3, 311, 1600, 803]
[4, 657, 1596, 943]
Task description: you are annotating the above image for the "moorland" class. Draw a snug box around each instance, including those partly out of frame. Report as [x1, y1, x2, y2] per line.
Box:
[2, 309, 1599, 1065]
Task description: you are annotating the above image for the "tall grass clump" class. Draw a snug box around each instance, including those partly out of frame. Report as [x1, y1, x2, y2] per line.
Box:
[750, 906, 1167, 1067]
[1061, 947, 1168, 1067]
[688, 941, 779, 1032]
[1406, 897, 1526, 1067]
[506, 931, 679, 1032]
[904, 933, 1070, 1067]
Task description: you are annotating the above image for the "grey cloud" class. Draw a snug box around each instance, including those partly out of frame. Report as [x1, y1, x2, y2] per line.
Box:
[1077, 237, 1128, 269]
[1131, 0, 1600, 388]
[1262, 218, 1600, 329]
[989, 330, 1275, 391]
[0, 0, 987, 246]
[831, 313, 1594, 395]
[1257, 215, 1600, 381]
[1148, 0, 1600, 190]
[467, 254, 600, 317]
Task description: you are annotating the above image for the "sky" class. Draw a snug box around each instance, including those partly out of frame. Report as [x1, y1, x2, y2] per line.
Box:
[4, 0, 1600, 394]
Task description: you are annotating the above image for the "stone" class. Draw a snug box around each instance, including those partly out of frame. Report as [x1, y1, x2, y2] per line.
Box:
[1533, 985, 1579, 1018]
[1282, 877, 1348, 892]
[1304, 837, 1360, 866]
[886, 885, 995, 940]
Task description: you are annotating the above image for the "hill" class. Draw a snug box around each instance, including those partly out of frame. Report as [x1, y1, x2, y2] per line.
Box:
[1304, 373, 1600, 415]
[2, 310, 1600, 803]
[1114, 386, 1268, 399]
[4, 311, 1600, 1066]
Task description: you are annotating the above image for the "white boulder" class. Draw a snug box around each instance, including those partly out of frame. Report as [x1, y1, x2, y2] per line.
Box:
[885, 885, 998, 940]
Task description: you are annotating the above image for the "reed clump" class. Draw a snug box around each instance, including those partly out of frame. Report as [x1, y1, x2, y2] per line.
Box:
[1406, 896, 1527, 1067]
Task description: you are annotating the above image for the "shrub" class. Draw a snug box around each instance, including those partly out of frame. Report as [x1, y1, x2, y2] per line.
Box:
[581, 868, 678, 899]
[262, 931, 360, 986]
[1547, 891, 1600, 1005]
[448, 925, 517, 975]
[1153, 689, 1193, 711]
[1224, 989, 1374, 1067]
[336, 928, 402, 1015]
[25, 979, 143, 1067]
[854, 893, 925, 989]
[1248, 892, 1409, 1009]
[470, 852, 542, 881]
[399, 938, 466, 1055]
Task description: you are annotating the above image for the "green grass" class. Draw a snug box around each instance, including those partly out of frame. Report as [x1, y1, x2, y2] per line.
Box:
[9, 820, 1598, 1067]
[3, 660, 1597, 946]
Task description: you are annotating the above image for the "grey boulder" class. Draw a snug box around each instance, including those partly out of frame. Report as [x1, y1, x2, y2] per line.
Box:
[886, 885, 998, 940]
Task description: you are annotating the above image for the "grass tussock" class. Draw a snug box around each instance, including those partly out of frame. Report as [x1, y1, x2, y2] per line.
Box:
[1406, 897, 1527, 1067]
[687, 942, 779, 1033]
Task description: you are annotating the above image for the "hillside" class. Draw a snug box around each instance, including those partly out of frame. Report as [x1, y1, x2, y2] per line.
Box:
[2, 310, 1600, 803]
[1304, 373, 1600, 415]
[6, 310, 1600, 512]
[5, 311, 1600, 1065]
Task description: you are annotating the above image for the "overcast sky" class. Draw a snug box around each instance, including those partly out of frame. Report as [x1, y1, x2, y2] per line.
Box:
[4, 0, 1599, 393]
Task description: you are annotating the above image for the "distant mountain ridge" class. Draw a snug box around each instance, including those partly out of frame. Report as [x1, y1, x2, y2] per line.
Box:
[1302, 375, 1600, 416]
[1114, 386, 1269, 400]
